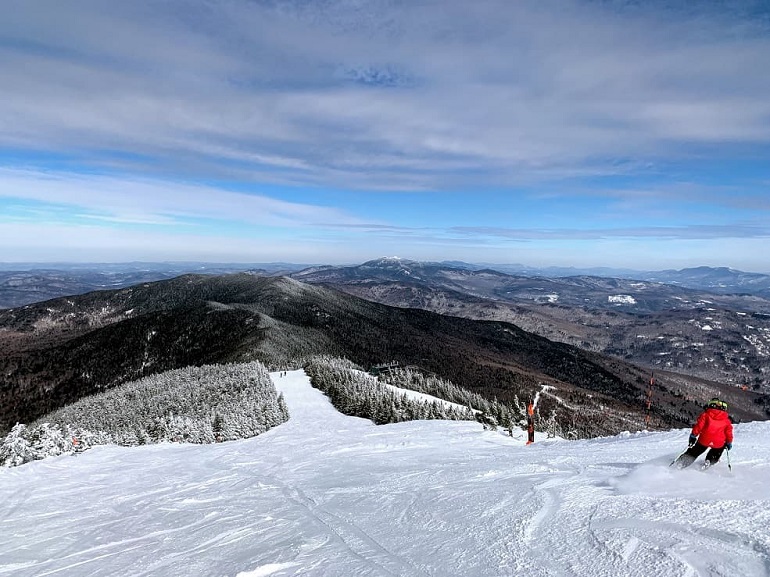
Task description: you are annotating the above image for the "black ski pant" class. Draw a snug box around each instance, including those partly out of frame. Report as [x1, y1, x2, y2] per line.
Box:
[675, 442, 725, 468]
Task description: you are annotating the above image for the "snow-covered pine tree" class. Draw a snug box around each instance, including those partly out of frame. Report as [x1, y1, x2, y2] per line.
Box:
[0, 424, 37, 467]
[28, 423, 68, 459]
[305, 357, 476, 426]
[1, 360, 290, 467]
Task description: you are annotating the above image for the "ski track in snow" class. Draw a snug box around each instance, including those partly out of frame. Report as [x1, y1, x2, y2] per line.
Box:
[1, 369, 769, 576]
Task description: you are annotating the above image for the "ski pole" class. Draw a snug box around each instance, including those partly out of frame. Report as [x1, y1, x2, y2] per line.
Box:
[726, 448, 732, 472]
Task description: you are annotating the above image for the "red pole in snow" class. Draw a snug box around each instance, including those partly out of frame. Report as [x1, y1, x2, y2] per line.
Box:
[526, 400, 535, 445]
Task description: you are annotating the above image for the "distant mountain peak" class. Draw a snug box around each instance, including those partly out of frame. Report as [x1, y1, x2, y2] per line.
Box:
[361, 257, 419, 272]
[364, 256, 408, 266]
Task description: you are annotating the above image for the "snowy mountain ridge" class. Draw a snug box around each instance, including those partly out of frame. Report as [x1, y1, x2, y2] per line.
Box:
[292, 260, 770, 394]
[1, 370, 768, 577]
[6, 273, 700, 438]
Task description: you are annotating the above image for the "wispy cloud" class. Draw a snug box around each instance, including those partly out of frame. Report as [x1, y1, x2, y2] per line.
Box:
[2, 1, 770, 270]
[0, 168, 365, 228]
[452, 223, 770, 241]
[2, 1, 769, 189]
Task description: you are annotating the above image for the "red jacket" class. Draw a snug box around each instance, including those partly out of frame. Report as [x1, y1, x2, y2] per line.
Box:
[692, 408, 734, 448]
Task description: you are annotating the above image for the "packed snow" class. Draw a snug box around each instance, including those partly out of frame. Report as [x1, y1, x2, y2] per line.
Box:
[1, 370, 769, 577]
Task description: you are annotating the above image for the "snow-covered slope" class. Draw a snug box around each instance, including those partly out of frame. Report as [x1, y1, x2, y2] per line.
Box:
[1, 370, 768, 577]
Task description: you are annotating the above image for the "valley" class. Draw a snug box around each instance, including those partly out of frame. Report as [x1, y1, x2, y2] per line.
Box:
[1, 260, 768, 439]
[292, 259, 770, 395]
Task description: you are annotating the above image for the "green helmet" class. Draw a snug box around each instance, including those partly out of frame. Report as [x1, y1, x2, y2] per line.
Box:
[707, 398, 728, 411]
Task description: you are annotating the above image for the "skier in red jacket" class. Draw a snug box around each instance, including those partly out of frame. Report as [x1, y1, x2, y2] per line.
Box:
[673, 398, 734, 469]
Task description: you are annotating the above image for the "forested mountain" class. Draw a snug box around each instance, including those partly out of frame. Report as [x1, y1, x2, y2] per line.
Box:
[4, 273, 759, 437]
[0, 262, 307, 309]
[292, 258, 770, 393]
[291, 258, 770, 313]
[4, 260, 770, 394]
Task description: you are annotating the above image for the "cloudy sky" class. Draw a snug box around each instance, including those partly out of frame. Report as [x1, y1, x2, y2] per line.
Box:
[2, 0, 770, 271]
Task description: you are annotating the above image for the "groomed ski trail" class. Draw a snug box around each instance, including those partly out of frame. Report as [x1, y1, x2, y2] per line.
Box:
[0, 369, 768, 577]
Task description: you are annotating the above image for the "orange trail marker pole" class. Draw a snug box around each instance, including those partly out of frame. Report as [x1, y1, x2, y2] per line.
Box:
[526, 400, 535, 445]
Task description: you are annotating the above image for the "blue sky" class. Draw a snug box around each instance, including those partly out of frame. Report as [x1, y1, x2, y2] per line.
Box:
[2, 1, 770, 272]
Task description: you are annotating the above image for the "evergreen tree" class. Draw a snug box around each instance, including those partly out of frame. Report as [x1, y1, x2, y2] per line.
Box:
[0, 424, 37, 467]
[1, 360, 291, 467]
[29, 423, 67, 458]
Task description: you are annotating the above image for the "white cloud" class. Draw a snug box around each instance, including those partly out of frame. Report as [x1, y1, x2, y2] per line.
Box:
[0, 168, 365, 228]
[1, 0, 768, 189]
[0, 221, 339, 263]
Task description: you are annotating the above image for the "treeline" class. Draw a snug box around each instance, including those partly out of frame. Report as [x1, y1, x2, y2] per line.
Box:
[0, 304, 264, 433]
[379, 367, 527, 430]
[0, 361, 288, 467]
[304, 357, 475, 425]
[379, 367, 609, 440]
[304, 358, 579, 438]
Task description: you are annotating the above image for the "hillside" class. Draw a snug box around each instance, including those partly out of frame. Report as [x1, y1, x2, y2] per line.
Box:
[292, 258, 770, 394]
[4, 260, 770, 393]
[1, 370, 767, 577]
[0, 263, 308, 309]
[3, 273, 756, 437]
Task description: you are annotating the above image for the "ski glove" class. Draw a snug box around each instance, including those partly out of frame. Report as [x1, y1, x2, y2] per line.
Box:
[725, 442, 732, 451]
[688, 434, 697, 446]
